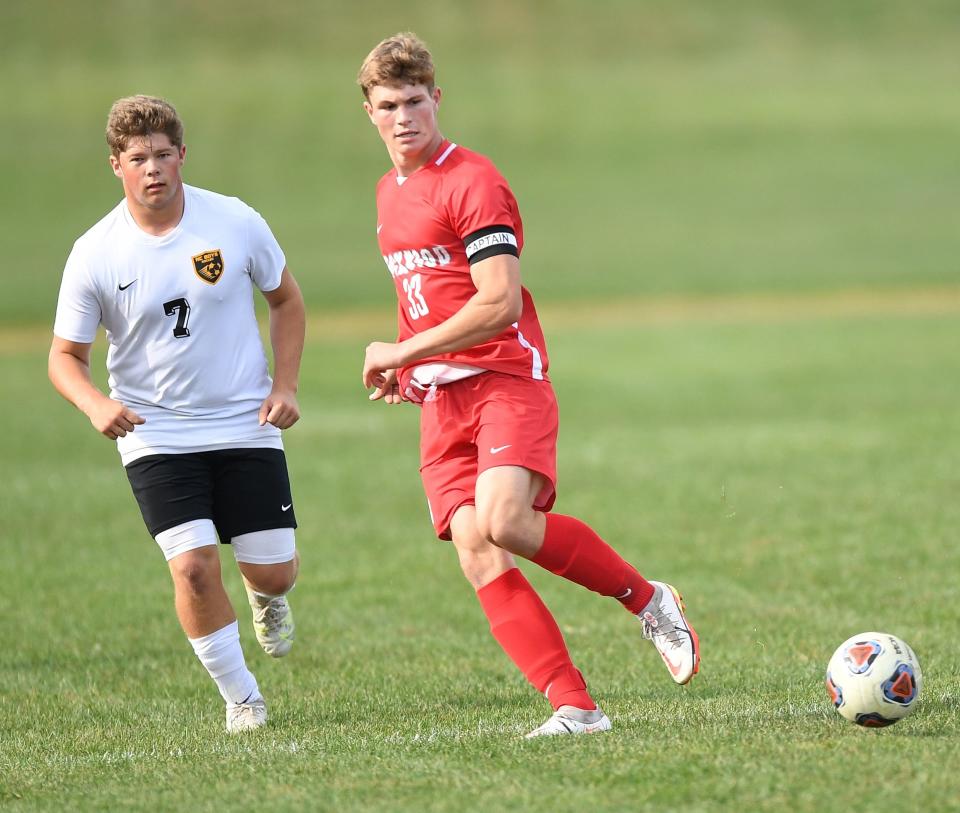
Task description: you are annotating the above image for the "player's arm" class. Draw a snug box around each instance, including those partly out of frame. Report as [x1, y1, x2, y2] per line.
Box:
[260, 266, 305, 429]
[362, 253, 521, 388]
[48, 337, 145, 440]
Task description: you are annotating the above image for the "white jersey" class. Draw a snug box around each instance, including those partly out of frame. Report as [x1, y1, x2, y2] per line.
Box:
[54, 184, 286, 465]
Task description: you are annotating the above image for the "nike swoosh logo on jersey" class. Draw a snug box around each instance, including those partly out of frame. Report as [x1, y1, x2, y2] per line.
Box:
[376, 224, 383, 234]
[490, 445, 512, 455]
[281, 503, 292, 512]
[118, 280, 137, 291]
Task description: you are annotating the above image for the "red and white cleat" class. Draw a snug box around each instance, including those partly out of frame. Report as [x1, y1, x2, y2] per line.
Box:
[639, 581, 700, 685]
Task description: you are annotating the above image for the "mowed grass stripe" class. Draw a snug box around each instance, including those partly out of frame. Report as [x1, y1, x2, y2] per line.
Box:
[5, 284, 960, 356]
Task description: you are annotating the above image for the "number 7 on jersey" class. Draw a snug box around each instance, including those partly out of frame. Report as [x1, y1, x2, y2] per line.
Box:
[163, 297, 192, 338]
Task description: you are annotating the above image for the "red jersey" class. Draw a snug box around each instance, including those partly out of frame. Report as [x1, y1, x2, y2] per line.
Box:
[374, 140, 549, 396]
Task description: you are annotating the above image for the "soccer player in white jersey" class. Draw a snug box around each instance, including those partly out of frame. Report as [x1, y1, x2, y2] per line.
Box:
[49, 96, 305, 733]
[358, 34, 700, 738]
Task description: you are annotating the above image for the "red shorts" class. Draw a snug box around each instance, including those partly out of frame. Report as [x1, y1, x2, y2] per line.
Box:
[419, 371, 558, 540]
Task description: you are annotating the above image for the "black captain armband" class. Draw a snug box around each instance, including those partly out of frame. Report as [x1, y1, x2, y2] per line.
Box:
[463, 225, 519, 265]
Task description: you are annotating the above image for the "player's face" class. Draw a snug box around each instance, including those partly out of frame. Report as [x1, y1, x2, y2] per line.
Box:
[364, 83, 443, 170]
[109, 133, 186, 212]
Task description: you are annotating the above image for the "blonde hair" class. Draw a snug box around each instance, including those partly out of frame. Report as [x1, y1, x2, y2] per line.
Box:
[106, 95, 184, 156]
[357, 32, 435, 99]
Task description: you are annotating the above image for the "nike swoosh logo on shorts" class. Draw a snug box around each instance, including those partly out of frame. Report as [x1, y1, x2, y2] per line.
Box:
[281, 504, 292, 512]
[490, 445, 512, 454]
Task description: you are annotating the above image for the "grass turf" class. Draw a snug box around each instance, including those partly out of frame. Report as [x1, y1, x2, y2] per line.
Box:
[3, 2, 960, 809]
[2, 296, 959, 811]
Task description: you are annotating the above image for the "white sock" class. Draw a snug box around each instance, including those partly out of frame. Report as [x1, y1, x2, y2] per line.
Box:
[188, 620, 262, 705]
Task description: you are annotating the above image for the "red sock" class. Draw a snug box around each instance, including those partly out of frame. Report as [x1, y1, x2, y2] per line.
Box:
[532, 513, 655, 614]
[476, 568, 595, 711]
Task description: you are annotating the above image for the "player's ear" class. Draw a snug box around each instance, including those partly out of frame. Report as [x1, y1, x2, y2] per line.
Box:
[432, 87, 442, 107]
[363, 101, 375, 122]
[179, 144, 186, 163]
[109, 154, 123, 179]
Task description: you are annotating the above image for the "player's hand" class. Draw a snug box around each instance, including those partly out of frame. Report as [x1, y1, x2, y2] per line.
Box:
[368, 367, 402, 404]
[363, 341, 405, 391]
[86, 396, 145, 440]
[259, 388, 301, 429]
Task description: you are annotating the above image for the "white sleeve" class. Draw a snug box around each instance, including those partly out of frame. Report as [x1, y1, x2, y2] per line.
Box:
[246, 208, 286, 293]
[53, 245, 102, 343]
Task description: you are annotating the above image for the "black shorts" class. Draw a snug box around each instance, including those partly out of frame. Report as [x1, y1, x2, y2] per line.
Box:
[125, 448, 297, 542]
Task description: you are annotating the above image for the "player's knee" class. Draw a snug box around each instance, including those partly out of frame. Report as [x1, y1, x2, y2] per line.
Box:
[476, 501, 526, 553]
[259, 574, 294, 596]
[169, 551, 220, 596]
[243, 561, 296, 596]
[451, 519, 502, 587]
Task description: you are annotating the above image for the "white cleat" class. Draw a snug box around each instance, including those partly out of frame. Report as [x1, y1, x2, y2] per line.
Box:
[225, 697, 267, 733]
[525, 705, 612, 739]
[246, 586, 295, 658]
[639, 581, 700, 685]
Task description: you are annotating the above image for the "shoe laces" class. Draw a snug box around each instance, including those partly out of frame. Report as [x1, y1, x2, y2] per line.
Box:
[227, 700, 264, 728]
[641, 604, 685, 649]
[254, 597, 287, 629]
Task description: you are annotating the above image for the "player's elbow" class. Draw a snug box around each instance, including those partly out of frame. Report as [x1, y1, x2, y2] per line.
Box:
[505, 297, 523, 326]
[47, 346, 66, 386]
[492, 293, 522, 329]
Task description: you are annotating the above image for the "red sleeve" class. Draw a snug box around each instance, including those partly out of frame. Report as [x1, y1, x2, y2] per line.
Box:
[443, 160, 522, 265]
[444, 162, 518, 240]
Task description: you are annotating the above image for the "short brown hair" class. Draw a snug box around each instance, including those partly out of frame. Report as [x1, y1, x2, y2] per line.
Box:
[357, 32, 435, 100]
[106, 95, 184, 156]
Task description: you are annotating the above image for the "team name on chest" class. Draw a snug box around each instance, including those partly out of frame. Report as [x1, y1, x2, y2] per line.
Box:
[382, 246, 452, 279]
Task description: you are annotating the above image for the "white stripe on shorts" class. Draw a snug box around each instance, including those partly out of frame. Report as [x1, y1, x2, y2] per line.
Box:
[155, 519, 218, 561]
[231, 527, 296, 564]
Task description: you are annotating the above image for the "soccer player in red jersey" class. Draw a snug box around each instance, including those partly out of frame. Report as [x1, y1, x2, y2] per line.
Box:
[358, 33, 700, 737]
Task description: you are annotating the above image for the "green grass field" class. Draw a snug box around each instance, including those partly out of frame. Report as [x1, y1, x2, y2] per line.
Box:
[4, 298, 960, 811]
[2, 1, 960, 811]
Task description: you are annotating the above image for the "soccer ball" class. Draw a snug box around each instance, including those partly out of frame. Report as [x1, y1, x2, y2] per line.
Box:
[825, 631, 922, 727]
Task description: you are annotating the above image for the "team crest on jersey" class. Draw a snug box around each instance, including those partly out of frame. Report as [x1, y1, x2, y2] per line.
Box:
[192, 250, 224, 284]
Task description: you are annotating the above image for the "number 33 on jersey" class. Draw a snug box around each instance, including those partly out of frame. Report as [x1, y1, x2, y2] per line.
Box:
[374, 140, 550, 386]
